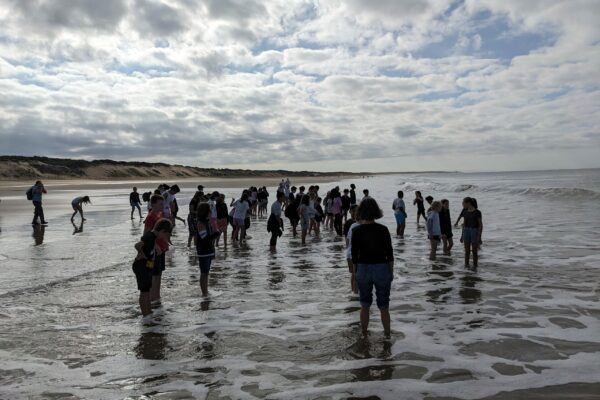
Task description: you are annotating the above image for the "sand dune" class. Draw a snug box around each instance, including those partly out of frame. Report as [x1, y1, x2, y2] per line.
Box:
[0, 156, 357, 181]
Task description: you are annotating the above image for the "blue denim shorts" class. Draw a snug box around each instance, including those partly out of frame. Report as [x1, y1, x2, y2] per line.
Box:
[463, 227, 479, 243]
[199, 257, 212, 274]
[394, 213, 406, 225]
[356, 263, 393, 310]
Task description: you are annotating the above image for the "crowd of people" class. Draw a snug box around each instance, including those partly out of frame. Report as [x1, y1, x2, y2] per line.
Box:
[26, 179, 484, 336]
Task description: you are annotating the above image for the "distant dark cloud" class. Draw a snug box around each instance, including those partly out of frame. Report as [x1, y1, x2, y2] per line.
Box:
[132, 0, 187, 37]
[8, 0, 127, 32]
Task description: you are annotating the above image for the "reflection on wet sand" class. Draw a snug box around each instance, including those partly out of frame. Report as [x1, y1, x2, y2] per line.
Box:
[135, 332, 168, 360]
[32, 224, 45, 245]
[71, 220, 84, 235]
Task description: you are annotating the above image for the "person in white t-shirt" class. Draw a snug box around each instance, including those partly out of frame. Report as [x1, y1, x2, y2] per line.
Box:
[231, 193, 250, 242]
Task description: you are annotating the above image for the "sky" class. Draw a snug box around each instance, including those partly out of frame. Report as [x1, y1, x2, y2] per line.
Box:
[0, 0, 599, 172]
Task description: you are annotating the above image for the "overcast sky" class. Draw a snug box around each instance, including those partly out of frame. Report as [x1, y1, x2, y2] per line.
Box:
[0, 0, 599, 172]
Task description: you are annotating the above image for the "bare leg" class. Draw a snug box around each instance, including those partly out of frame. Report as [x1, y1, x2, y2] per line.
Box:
[71, 210, 77, 221]
[139, 292, 152, 316]
[430, 239, 438, 260]
[472, 242, 478, 267]
[360, 306, 370, 336]
[150, 275, 161, 302]
[200, 273, 209, 297]
[380, 309, 391, 337]
[464, 241, 471, 266]
[399, 223, 405, 238]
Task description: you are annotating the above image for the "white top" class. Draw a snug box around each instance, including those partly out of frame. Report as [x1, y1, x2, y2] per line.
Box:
[233, 200, 249, 219]
[208, 199, 217, 218]
[393, 198, 405, 214]
[346, 222, 360, 259]
[162, 191, 175, 216]
[271, 201, 282, 218]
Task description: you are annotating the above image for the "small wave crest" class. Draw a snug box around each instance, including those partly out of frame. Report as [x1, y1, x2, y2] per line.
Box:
[515, 187, 600, 200]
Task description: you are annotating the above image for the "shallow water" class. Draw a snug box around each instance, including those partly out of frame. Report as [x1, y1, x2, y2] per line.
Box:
[1, 170, 599, 399]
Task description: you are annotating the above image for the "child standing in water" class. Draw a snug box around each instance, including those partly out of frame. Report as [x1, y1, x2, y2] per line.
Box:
[413, 191, 427, 224]
[392, 191, 407, 238]
[133, 219, 172, 317]
[426, 201, 442, 260]
[71, 196, 91, 222]
[461, 197, 483, 267]
[196, 203, 218, 297]
[439, 199, 453, 255]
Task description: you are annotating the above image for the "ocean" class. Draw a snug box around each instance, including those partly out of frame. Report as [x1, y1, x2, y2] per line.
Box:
[0, 169, 599, 399]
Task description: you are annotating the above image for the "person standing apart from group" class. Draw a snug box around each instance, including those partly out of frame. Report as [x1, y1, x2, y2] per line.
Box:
[28, 180, 48, 225]
[71, 196, 91, 222]
[130, 187, 143, 219]
[351, 198, 394, 338]
[392, 191, 407, 238]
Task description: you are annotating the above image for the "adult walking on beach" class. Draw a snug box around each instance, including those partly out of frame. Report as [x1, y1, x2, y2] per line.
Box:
[351, 197, 394, 338]
[71, 196, 91, 222]
[130, 187, 143, 219]
[27, 180, 48, 225]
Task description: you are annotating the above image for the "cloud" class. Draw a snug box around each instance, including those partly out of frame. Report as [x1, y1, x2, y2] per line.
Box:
[0, 0, 598, 171]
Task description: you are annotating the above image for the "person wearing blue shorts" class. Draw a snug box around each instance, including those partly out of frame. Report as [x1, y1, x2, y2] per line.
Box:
[392, 191, 407, 238]
[351, 197, 394, 338]
[196, 203, 218, 296]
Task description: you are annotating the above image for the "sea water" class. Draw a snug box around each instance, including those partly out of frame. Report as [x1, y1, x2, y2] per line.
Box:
[0, 170, 599, 399]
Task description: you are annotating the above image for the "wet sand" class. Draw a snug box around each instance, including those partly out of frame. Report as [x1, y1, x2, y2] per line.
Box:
[0, 171, 599, 399]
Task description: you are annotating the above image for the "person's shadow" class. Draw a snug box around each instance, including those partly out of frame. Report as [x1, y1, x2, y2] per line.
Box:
[32, 224, 45, 245]
[72, 220, 84, 235]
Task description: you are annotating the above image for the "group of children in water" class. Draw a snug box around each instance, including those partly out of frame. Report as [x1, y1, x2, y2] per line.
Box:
[25, 179, 483, 335]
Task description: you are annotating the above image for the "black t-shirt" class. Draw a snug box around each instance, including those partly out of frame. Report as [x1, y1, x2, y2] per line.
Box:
[289, 193, 295, 202]
[350, 190, 356, 205]
[463, 209, 482, 228]
[351, 223, 393, 264]
[343, 218, 356, 237]
[439, 209, 452, 234]
[140, 232, 157, 260]
[216, 202, 229, 219]
[341, 195, 350, 210]
[415, 198, 425, 211]
[257, 191, 267, 201]
[130, 192, 141, 204]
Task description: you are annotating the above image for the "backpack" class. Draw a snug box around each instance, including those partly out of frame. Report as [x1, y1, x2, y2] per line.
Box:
[26, 187, 33, 201]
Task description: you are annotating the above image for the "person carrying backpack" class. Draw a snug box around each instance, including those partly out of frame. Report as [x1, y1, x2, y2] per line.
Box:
[27, 181, 48, 225]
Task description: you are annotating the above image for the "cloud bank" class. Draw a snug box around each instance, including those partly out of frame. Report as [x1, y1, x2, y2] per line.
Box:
[0, 0, 599, 171]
